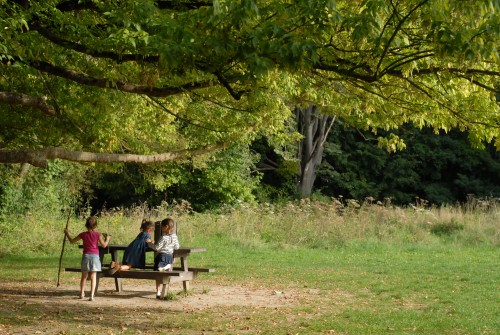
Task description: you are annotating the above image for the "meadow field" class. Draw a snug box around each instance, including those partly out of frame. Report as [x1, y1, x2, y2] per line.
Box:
[0, 200, 498, 334]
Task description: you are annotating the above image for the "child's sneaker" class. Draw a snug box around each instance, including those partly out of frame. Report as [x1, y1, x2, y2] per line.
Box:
[158, 264, 171, 271]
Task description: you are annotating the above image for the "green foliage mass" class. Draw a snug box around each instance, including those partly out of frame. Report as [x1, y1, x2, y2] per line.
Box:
[2, 0, 500, 168]
[0, 160, 87, 219]
[88, 144, 260, 211]
[316, 124, 500, 204]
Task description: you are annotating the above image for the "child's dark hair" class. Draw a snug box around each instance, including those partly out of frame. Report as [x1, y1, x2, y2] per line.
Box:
[140, 219, 155, 231]
[161, 217, 175, 234]
[85, 216, 98, 230]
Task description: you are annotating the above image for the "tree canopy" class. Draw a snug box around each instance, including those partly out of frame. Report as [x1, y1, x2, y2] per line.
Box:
[1, 0, 500, 168]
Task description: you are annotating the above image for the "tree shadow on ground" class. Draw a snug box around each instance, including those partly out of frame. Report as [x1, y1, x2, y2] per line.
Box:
[0, 282, 187, 335]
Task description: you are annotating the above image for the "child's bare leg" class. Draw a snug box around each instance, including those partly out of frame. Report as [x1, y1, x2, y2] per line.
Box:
[89, 272, 97, 300]
[80, 272, 88, 298]
[155, 280, 162, 298]
[120, 264, 131, 271]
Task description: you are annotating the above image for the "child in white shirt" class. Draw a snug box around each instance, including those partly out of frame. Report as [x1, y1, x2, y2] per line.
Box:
[148, 218, 180, 298]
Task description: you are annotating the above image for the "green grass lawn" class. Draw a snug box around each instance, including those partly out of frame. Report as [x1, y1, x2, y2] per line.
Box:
[1, 240, 498, 335]
[199, 237, 499, 334]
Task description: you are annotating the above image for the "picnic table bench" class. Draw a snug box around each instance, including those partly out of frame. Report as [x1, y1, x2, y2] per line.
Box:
[65, 244, 214, 298]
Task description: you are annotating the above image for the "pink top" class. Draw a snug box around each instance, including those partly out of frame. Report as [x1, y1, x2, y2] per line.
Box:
[78, 231, 100, 255]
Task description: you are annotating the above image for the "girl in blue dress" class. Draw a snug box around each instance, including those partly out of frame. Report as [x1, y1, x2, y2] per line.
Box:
[109, 220, 154, 273]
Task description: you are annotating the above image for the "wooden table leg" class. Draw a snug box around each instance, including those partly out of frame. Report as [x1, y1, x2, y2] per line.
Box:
[180, 256, 190, 291]
[111, 250, 122, 292]
[182, 280, 190, 291]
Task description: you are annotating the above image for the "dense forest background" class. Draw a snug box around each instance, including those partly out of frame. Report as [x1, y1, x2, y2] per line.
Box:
[256, 123, 500, 207]
[2, 122, 499, 217]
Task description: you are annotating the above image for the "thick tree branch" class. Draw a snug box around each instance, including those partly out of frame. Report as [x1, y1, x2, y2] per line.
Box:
[16, 58, 213, 97]
[31, 25, 251, 100]
[56, 0, 99, 12]
[155, 0, 212, 10]
[316, 58, 500, 95]
[314, 62, 377, 82]
[455, 74, 500, 94]
[31, 25, 250, 100]
[0, 91, 56, 116]
[55, 0, 211, 12]
[31, 23, 160, 64]
[214, 72, 249, 100]
[0, 144, 226, 168]
[379, 51, 435, 77]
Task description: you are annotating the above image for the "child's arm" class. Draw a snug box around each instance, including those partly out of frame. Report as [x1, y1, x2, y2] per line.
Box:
[99, 234, 111, 248]
[173, 234, 180, 250]
[147, 237, 162, 251]
[147, 240, 156, 250]
[64, 228, 81, 244]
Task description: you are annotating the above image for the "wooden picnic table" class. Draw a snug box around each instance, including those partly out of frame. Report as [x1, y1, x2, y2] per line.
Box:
[97, 244, 206, 270]
[98, 244, 206, 290]
[66, 244, 213, 297]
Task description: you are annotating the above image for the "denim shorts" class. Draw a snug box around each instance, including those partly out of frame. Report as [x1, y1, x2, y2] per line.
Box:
[81, 254, 101, 272]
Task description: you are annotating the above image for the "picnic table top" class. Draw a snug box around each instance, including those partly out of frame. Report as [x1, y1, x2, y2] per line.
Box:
[79, 244, 206, 254]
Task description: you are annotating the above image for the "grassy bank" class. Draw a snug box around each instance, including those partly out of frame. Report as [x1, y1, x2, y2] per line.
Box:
[0, 201, 499, 334]
[1, 200, 499, 256]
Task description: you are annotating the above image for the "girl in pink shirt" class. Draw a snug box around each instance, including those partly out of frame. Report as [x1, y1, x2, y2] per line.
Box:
[65, 216, 110, 301]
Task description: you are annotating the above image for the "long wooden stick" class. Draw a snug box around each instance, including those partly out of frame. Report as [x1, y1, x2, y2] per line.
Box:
[56, 209, 72, 287]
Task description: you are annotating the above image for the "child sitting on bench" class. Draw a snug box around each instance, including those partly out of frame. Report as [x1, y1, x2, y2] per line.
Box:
[109, 220, 154, 274]
[148, 218, 180, 298]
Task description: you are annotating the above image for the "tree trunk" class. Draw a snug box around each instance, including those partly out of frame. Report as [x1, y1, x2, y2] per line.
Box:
[295, 104, 335, 198]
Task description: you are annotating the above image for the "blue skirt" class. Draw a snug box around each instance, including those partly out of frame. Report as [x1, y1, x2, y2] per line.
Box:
[154, 253, 173, 270]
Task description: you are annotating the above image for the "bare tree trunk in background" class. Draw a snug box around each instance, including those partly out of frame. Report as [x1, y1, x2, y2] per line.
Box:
[295, 104, 336, 198]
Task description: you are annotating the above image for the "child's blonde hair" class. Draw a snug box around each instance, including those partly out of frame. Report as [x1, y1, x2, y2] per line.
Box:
[160, 218, 175, 234]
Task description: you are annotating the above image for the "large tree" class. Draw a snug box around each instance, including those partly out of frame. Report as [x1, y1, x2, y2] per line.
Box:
[1, 0, 500, 169]
[295, 104, 335, 198]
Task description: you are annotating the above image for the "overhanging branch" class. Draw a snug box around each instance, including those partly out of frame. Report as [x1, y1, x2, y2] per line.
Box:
[315, 58, 500, 95]
[56, 0, 211, 12]
[31, 23, 160, 64]
[0, 144, 227, 168]
[0, 91, 56, 116]
[4, 58, 214, 97]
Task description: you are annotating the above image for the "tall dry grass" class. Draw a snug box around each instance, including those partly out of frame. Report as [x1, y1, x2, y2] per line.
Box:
[183, 198, 500, 250]
[2, 198, 499, 256]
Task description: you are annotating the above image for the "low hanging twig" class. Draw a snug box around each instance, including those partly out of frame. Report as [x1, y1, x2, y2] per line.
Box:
[56, 208, 72, 287]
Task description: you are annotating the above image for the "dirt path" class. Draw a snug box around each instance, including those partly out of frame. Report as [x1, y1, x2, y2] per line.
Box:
[1, 279, 295, 310]
[0, 279, 299, 334]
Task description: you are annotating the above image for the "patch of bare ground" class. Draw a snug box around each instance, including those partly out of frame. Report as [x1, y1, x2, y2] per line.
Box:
[0, 279, 298, 334]
[7, 280, 294, 308]
[1, 278, 364, 335]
